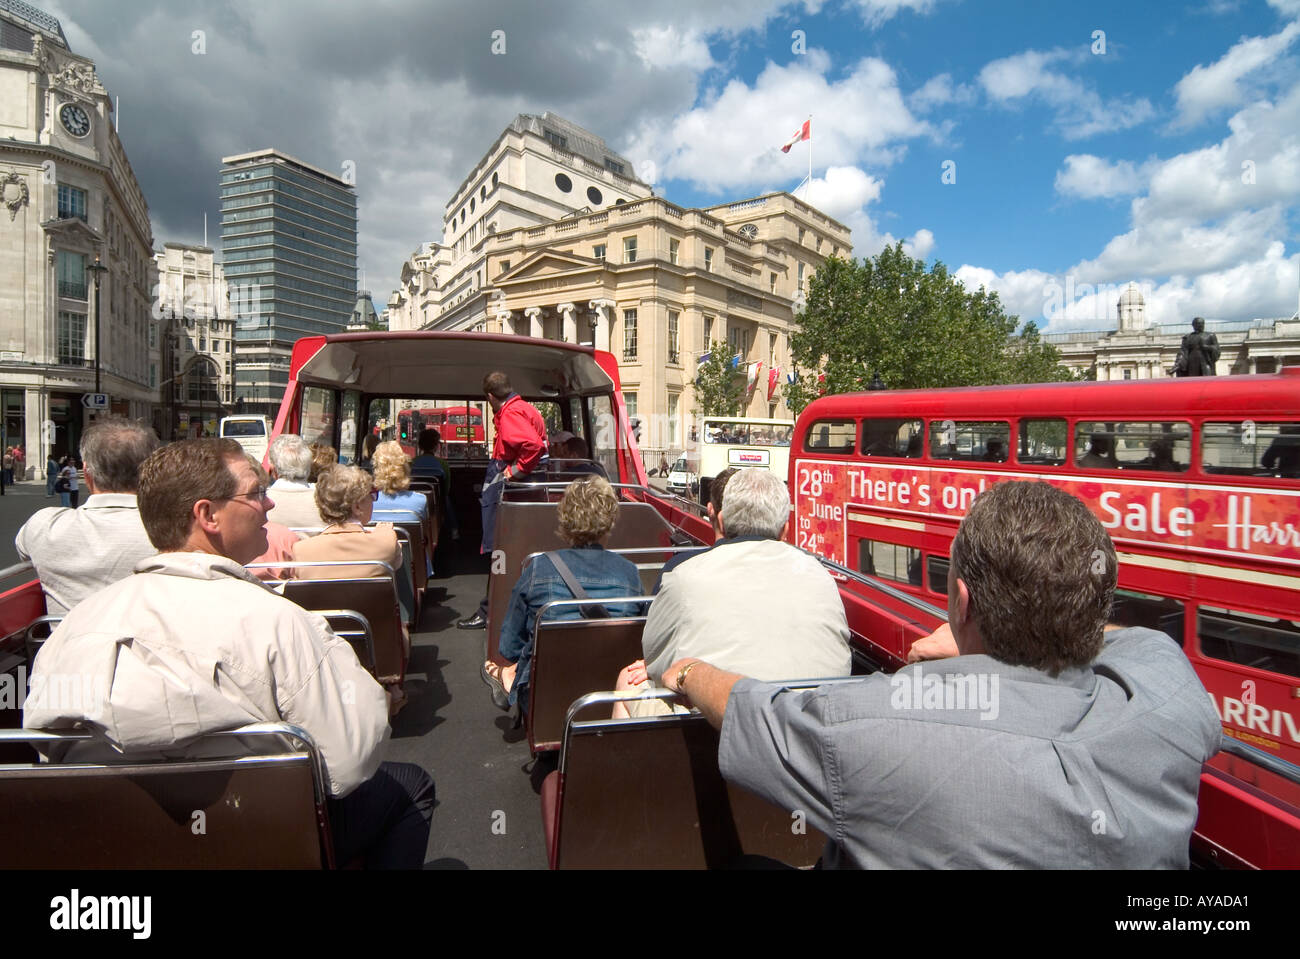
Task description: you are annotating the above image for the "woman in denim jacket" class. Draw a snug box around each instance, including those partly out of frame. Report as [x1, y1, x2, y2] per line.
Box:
[484, 476, 642, 713]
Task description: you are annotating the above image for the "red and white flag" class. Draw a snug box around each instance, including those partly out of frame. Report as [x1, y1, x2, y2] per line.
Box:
[781, 119, 810, 153]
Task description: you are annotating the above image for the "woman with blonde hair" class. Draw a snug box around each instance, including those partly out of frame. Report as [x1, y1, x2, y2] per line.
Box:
[483, 476, 643, 714]
[371, 440, 430, 523]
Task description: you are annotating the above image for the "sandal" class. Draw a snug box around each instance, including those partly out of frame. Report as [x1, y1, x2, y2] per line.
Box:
[385, 683, 409, 718]
[481, 660, 510, 711]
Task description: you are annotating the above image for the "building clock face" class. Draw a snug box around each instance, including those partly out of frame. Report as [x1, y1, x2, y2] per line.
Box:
[59, 103, 91, 138]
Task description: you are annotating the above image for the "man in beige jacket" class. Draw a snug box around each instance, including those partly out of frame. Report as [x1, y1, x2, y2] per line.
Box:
[24, 438, 434, 868]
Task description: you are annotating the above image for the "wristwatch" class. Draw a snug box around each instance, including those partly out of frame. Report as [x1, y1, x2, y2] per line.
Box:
[674, 660, 700, 692]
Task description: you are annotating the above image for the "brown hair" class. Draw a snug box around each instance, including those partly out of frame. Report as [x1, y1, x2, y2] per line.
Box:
[138, 439, 243, 551]
[556, 476, 619, 546]
[952, 481, 1115, 676]
[483, 371, 512, 400]
[709, 467, 738, 516]
[309, 443, 337, 482]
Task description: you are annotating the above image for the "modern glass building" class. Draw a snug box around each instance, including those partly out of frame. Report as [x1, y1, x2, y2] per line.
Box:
[220, 149, 356, 416]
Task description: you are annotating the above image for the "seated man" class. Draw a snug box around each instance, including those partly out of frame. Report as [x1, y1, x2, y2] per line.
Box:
[616, 468, 850, 717]
[24, 438, 434, 869]
[410, 428, 447, 482]
[15, 417, 159, 615]
[657, 481, 1221, 868]
[266, 433, 324, 529]
[1077, 433, 1116, 470]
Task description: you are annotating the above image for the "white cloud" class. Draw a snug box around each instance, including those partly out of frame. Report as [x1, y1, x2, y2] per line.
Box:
[848, 0, 940, 28]
[632, 25, 716, 71]
[1170, 21, 1300, 128]
[908, 72, 976, 113]
[978, 47, 1155, 139]
[1054, 154, 1147, 199]
[903, 228, 935, 259]
[1267, 0, 1300, 17]
[626, 53, 932, 192]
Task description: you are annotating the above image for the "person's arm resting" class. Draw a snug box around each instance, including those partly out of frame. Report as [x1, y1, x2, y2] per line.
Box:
[659, 658, 743, 730]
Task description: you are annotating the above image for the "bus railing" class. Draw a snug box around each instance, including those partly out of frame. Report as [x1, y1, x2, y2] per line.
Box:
[0, 562, 35, 586]
[816, 555, 949, 623]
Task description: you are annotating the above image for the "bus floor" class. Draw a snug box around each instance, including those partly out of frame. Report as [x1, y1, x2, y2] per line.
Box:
[383, 538, 549, 870]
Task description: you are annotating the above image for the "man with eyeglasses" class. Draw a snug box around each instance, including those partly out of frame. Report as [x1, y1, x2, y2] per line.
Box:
[25, 439, 435, 868]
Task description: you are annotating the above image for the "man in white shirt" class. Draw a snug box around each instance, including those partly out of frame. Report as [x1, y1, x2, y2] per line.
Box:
[15, 417, 159, 615]
[24, 438, 434, 868]
[266, 433, 324, 529]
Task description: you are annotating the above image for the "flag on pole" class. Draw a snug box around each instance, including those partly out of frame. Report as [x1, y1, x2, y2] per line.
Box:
[781, 119, 810, 153]
[746, 361, 763, 398]
[697, 351, 711, 369]
[767, 366, 781, 400]
[731, 354, 742, 369]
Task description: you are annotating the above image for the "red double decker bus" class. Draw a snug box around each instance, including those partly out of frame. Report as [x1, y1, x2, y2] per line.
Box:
[790, 369, 1300, 868]
[395, 405, 486, 458]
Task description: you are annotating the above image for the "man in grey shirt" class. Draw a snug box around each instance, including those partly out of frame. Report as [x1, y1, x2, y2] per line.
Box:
[16, 417, 160, 615]
[655, 481, 1222, 868]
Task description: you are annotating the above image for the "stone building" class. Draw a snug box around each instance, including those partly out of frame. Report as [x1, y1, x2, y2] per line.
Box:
[1046, 282, 1300, 379]
[151, 243, 235, 439]
[0, 1, 157, 470]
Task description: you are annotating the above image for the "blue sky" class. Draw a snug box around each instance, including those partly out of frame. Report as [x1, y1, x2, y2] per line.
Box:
[49, 0, 1300, 331]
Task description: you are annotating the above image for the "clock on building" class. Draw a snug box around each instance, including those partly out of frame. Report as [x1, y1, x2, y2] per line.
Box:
[59, 103, 91, 138]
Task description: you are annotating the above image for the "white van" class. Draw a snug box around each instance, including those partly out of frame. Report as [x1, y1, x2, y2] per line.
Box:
[218, 415, 271, 461]
[665, 451, 698, 498]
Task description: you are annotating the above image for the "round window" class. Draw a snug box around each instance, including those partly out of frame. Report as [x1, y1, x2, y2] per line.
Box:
[587, 186, 603, 205]
[492, 172, 499, 190]
[614, 198, 626, 206]
[480, 185, 487, 202]
[554, 173, 573, 193]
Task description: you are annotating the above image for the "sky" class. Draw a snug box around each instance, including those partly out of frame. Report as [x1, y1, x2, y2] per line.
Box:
[42, 0, 1300, 333]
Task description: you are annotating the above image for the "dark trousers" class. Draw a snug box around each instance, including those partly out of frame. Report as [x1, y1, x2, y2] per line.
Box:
[327, 760, 435, 869]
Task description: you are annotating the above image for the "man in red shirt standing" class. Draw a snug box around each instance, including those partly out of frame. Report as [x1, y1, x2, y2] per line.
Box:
[457, 371, 547, 630]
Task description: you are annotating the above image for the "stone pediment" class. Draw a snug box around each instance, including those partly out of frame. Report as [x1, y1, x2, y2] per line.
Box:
[497, 249, 602, 284]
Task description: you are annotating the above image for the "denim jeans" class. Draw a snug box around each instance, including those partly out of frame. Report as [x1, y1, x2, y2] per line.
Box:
[478, 460, 506, 554]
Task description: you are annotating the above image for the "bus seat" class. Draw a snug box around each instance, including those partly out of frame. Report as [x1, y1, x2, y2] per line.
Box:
[527, 611, 648, 754]
[0, 723, 330, 868]
[542, 691, 828, 869]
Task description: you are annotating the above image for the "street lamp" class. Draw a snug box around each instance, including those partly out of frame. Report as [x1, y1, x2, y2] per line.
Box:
[86, 255, 109, 395]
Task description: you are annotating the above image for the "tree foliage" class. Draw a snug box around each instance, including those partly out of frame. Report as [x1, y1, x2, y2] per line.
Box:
[785, 244, 1075, 413]
[693, 339, 746, 416]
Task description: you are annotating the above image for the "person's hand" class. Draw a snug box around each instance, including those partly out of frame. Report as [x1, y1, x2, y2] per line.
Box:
[659, 658, 700, 692]
[485, 470, 506, 489]
[617, 659, 649, 689]
[907, 622, 959, 663]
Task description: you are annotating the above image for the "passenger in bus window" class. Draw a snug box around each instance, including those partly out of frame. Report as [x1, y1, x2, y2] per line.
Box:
[23, 439, 435, 869]
[1262, 425, 1300, 477]
[616, 469, 850, 719]
[1135, 436, 1179, 472]
[656, 481, 1221, 868]
[1077, 433, 1116, 469]
[982, 439, 1006, 462]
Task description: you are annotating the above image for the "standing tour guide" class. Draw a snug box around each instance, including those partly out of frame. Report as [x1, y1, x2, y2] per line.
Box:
[458, 371, 547, 630]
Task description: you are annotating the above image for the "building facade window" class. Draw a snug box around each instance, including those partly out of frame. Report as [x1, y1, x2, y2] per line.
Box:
[669, 239, 679, 265]
[593, 243, 606, 262]
[770, 272, 777, 293]
[770, 332, 778, 365]
[798, 262, 805, 291]
[624, 236, 637, 263]
[57, 311, 86, 365]
[667, 310, 679, 364]
[58, 185, 87, 221]
[57, 251, 87, 299]
[704, 247, 713, 271]
[667, 393, 680, 446]
[604, 157, 625, 175]
[623, 309, 638, 361]
[624, 392, 637, 419]
[797, 228, 805, 244]
[703, 315, 713, 349]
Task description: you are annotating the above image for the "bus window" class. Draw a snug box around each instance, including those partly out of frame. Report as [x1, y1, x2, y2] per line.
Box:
[1198, 606, 1300, 680]
[591, 393, 618, 478]
[1077, 421, 1190, 472]
[301, 386, 337, 449]
[861, 419, 923, 458]
[859, 539, 921, 585]
[1111, 589, 1184, 644]
[339, 390, 360, 463]
[770, 425, 792, 447]
[1018, 418, 1067, 467]
[1203, 421, 1300, 478]
[804, 420, 855, 454]
[929, 421, 1010, 463]
[926, 556, 950, 595]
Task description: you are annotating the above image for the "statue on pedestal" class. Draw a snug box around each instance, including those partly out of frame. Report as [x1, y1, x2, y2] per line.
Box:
[1172, 317, 1219, 377]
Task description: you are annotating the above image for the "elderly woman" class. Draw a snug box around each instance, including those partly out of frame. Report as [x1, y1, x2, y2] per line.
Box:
[483, 476, 643, 714]
[371, 440, 430, 523]
[292, 464, 401, 579]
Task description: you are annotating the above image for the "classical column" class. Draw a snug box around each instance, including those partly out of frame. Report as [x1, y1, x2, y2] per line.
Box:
[1248, 356, 1257, 375]
[557, 303, 577, 344]
[525, 306, 544, 339]
[495, 309, 512, 335]
[588, 298, 615, 352]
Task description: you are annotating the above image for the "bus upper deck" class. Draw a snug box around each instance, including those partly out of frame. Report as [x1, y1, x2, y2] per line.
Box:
[0, 333, 1296, 869]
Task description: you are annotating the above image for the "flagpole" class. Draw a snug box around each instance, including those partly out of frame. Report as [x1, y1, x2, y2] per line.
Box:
[807, 115, 812, 201]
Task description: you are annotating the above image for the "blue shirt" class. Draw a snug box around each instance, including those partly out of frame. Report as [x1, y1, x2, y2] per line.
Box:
[410, 455, 446, 481]
[498, 544, 644, 708]
[374, 490, 429, 522]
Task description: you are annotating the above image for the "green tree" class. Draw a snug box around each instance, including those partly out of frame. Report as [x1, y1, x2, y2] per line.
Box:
[693, 339, 745, 416]
[785, 244, 1074, 413]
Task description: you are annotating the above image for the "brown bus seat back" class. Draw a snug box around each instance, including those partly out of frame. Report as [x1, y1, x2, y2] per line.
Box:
[543, 693, 827, 869]
[487, 501, 673, 660]
[528, 615, 648, 754]
[281, 572, 405, 682]
[0, 725, 328, 868]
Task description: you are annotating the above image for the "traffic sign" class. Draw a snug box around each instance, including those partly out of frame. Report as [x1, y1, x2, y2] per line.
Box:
[81, 393, 108, 410]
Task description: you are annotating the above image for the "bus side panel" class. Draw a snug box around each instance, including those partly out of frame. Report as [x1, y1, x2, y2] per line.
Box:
[0, 579, 45, 642]
[1195, 766, 1300, 868]
[593, 350, 647, 487]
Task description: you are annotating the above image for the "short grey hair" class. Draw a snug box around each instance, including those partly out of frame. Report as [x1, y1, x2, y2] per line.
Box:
[268, 433, 313, 481]
[79, 417, 159, 493]
[720, 469, 790, 539]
